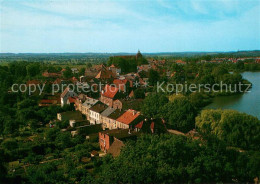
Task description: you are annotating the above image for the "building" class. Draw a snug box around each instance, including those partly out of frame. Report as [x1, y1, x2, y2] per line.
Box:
[99, 129, 139, 153]
[81, 97, 99, 120]
[60, 87, 77, 107]
[100, 84, 120, 107]
[108, 64, 121, 76]
[103, 109, 125, 130]
[100, 107, 116, 129]
[113, 79, 130, 93]
[116, 109, 143, 129]
[110, 50, 143, 61]
[42, 71, 61, 78]
[137, 64, 151, 72]
[89, 103, 108, 125]
[95, 65, 115, 80]
[71, 68, 79, 74]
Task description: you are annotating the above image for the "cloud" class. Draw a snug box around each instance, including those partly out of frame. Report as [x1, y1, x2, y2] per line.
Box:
[0, 0, 259, 52]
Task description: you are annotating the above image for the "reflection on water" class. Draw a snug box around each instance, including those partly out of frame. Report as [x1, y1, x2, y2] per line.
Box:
[204, 72, 260, 119]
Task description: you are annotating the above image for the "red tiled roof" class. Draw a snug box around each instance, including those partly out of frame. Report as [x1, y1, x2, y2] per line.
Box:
[61, 87, 69, 98]
[68, 97, 76, 103]
[95, 69, 114, 79]
[176, 60, 186, 64]
[150, 122, 154, 130]
[102, 84, 119, 99]
[116, 109, 140, 125]
[113, 79, 128, 85]
[26, 80, 40, 86]
[40, 99, 56, 104]
[135, 121, 143, 129]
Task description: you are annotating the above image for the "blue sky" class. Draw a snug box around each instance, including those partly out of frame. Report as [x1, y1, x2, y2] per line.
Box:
[0, 0, 260, 53]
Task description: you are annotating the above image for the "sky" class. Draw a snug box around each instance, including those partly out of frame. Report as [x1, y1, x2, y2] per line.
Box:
[0, 0, 260, 53]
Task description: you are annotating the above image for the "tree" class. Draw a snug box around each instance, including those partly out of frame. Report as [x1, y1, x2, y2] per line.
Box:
[27, 63, 41, 77]
[148, 69, 160, 86]
[63, 67, 73, 79]
[134, 89, 145, 99]
[161, 96, 196, 132]
[196, 109, 260, 150]
[141, 93, 168, 118]
[96, 134, 254, 183]
[79, 67, 85, 76]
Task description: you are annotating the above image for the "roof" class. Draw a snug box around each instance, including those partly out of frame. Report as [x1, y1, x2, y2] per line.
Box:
[89, 103, 108, 113]
[116, 109, 140, 125]
[113, 79, 128, 85]
[68, 97, 76, 103]
[26, 80, 40, 86]
[91, 150, 99, 156]
[100, 129, 139, 143]
[107, 109, 125, 120]
[129, 90, 134, 98]
[95, 68, 115, 79]
[61, 87, 70, 98]
[100, 107, 116, 117]
[101, 84, 119, 99]
[82, 97, 99, 108]
[135, 121, 143, 129]
[107, 139, 125, 157]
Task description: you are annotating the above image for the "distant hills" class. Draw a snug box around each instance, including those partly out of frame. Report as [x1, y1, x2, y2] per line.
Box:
[0, 50, 260, 59]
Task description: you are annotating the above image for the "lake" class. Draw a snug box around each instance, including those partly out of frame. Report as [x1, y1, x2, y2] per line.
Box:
[204, 72, 260, 119]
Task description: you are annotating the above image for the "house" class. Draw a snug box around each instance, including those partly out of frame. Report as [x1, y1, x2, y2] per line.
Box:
[107, 138, 125, 157]
[112, 99, 123, 110]
[116, 109, 143, 129]
[38, 99, 59, 107]
[100, 107, 116, 129]
[60, 87, 77, 107]
[176, 60, 186, 65]
[74, 94, 88, 111]
[85, 68, 99, 79]
[95, 66, 115, 80]
[26, 80, 40, 86]
[137, 64, 151, 72]
[113, 79, 130, 93]
[67, 96, 77, 105]
[103, 109, 125, 130]
[91, 150, 99, 157]
[108, 64, 121, 75]
[99, 129, 138, 153]
[81, 97, 99, 120]
[89, 103, 108, 125]
[100, 84, 120, 107]
[71, 68, 79, 74]
[128, 90, 134, 98]
[42, 71, 61, 78]
[134, 118, 167, 134]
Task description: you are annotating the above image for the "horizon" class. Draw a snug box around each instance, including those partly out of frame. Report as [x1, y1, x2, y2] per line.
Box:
[1, 0, 260, 53]
[1, 49, 260, 55]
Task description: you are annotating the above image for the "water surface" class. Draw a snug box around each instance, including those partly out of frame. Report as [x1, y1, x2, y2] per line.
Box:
[204, 72, 260, 119]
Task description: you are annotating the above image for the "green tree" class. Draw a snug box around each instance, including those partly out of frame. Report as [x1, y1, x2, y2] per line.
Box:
[63, 67, 73, 79]
[196, 109, 260, 150]
[141, 93, 168, 118]
[161, 96, 196, 132]
[148, 69, 160, 86]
